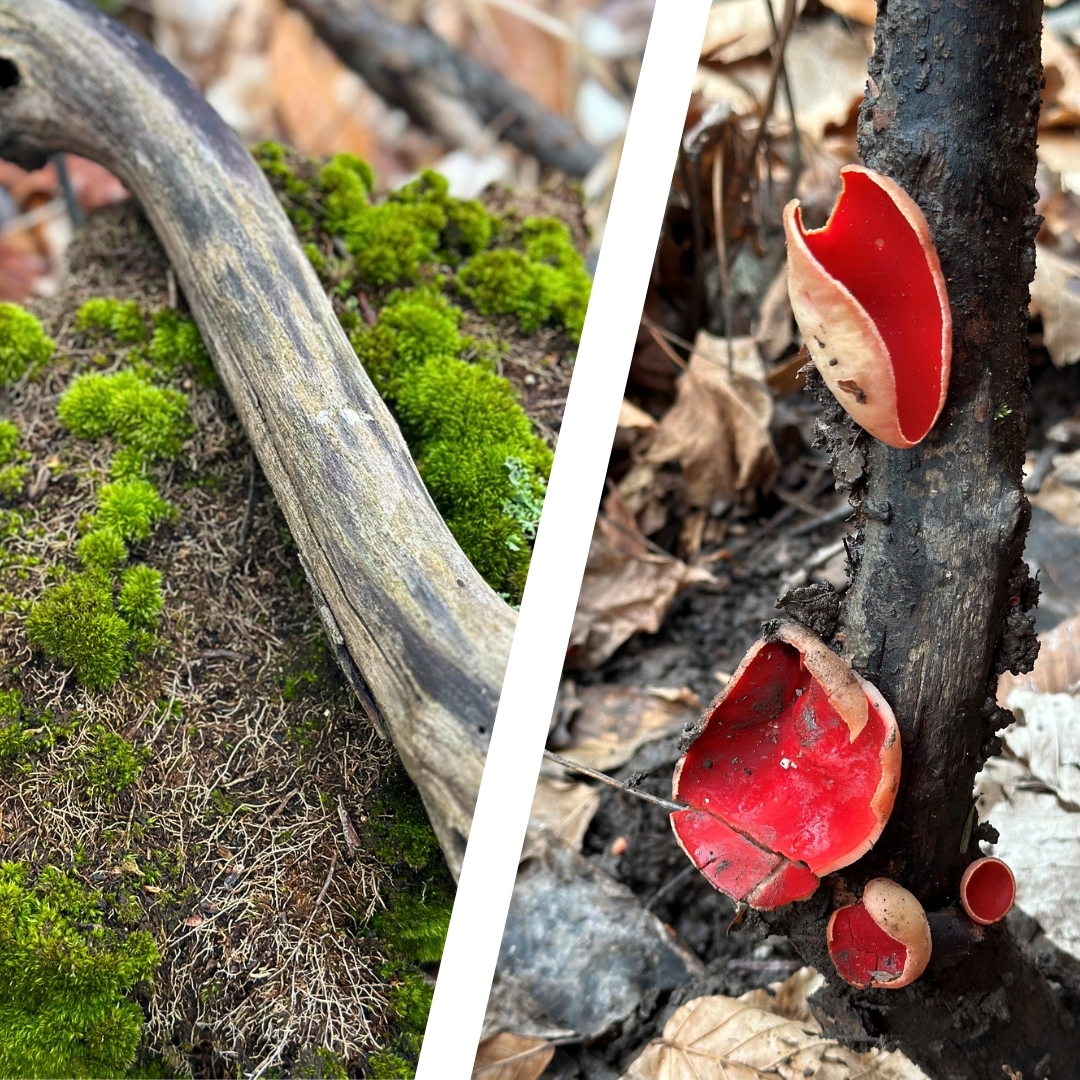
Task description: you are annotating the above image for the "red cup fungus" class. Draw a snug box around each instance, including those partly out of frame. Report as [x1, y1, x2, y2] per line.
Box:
[959, 856, 1015, 926]
[670, 623, 901, 910]
[784, 165, 952, 449]
[827, 877, 932, 990]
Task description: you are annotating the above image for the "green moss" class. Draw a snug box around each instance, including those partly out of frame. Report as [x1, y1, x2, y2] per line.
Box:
[117, 566, 163, 629]
[368, 1051, 416, 1079]
[79, 726, 147, 800]
[77, 530, 129, 571]
[57, 371, 190, 464]
[373, 894, 450, 965]
[91, 480, 172, 544]
[148, 310, 215, 385]
[0, 862, 159, 1078]
[0, 690, 34, 764]
[25, 571, 132, 689]
[456, 217, 591, 339]
[0, 305, 54, 385]
[75, 299, 148, 345]
[0, 465, 27, 501]
[0, 420, 19, 464]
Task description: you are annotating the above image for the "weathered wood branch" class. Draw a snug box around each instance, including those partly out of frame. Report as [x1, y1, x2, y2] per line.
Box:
[284, 0, 602, 178]
[0, 0, 515, 876]
[769, 0, 1079, 1073]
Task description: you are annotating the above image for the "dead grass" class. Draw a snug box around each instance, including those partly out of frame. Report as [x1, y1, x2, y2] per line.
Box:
[0, 204, 407, 1076]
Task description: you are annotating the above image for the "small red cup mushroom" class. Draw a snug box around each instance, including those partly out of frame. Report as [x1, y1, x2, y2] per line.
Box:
[784, 166, 952, 449]
[670, 623, 901, 910]
[959, 857, 1016, 926]
[828, 878, 932, 990]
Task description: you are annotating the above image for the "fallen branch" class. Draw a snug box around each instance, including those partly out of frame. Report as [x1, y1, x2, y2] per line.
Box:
[284, 0, 601, 178]
[0, 0, 514, 875]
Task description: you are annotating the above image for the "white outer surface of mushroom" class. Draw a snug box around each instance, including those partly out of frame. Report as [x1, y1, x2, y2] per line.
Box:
[783, 165, 951, 450]
[861, 877, 933, 988]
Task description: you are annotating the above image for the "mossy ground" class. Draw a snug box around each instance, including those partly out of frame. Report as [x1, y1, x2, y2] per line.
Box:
[0, 170, 581, 1076]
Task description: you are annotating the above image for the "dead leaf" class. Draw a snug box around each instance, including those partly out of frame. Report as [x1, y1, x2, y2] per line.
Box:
[692, 66, 760, 115]
[1030, 472, 1080, 525]
[691, 331, 766, 380]
[818, 0, 877, 25]
[567, 494, 714, 670]
[620, 994, 927, 1079]
[1042, 22, 1080, 127]
[557, 684, 700, 771]
[268, 8, 378, 159]
[1002, 688, 1080, 804]
[473, 1032, 554, 1080]
[701, 0, 807, 65]
[1030, 244, 1080, 366]
[480, 3, 574, 116]
[645, 352, 779, 508]
[757, 266, 794, 363]
[1037, 132, 1080, 197]
[522, 777, 602, 859]
[614, 398, 660, 453]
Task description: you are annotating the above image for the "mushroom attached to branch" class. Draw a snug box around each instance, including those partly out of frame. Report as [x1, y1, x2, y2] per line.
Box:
[828, 877, 932, 989]
[784, 166, 952, 449]
[959, 856, 1016, 926]
[670, 622, 901, 909]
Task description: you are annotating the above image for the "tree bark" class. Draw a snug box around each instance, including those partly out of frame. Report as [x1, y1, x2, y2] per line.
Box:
[767, 1, 1080, 1074]
[0, 0, 515, 876]
[284, 0, 602, 178]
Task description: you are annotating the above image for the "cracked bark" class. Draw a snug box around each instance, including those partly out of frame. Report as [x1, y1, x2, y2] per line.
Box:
[769, 0, 1080, 1074]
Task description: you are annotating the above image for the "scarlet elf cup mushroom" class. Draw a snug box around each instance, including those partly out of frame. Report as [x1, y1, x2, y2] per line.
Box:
[828, 878, 932, 990]
[959, 856, 1016, 926]
[670, 623, 901, 909]
[783, 166, 952, 449]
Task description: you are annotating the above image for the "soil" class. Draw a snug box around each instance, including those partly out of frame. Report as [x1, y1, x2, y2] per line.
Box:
[539, 336, 1080, 1079]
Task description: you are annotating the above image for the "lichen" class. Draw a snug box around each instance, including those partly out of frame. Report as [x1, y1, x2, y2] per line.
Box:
[0, 304, 54, 385]
[0, 862, 159, 1079]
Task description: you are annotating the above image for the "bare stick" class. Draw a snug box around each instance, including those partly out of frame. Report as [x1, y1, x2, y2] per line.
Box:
[542, 749, 686, 813]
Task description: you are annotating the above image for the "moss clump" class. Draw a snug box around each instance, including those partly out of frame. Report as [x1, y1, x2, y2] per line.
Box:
[0, 862, 159, 1078]
[25, 571, 132, 689]
[91, 480, 172, 544]
[0, 421, 19, 464]
[0, 305, 54, 386]
[148, 310, 215, 385]
[372, 894, 450, 965]
[57, 371, 190, 467]
[77, 529, 129, 571]
[351, 290, 551, 599]
[79, 725, 147, 800]
[0, 690, 34, 764]
[457, 218, 591, 339]
[117, 565, 163, 629]
[75, 298, 148, 345]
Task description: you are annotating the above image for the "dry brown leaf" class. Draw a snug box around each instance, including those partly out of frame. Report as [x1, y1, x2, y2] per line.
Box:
[1030, 244, 1080, 366]
[480, 3, 574, 115]
[614, 398, 660, 452]
[522, 777, 602, 858]
[1000, 610, 1080, 699]
[620, 994, 928, 1080]
[692, 65, 760, 115]
[1042, 22, 1080, 127]
[692, 331, 766, 380]
[817, 0, 876, 25]
[645, 352, 778, 507]
[701, 0, 806, 64]
[1030, 472, 1080, 525]
[473, 1032, 554, 1080]
[757, 266, 795, 363]
[268, 8, 378, 159]
[558, 684, 700, 771]
[783, 20, 873, 141]
[1036, 132, 1080, 196]
[567, 495, 714, 670]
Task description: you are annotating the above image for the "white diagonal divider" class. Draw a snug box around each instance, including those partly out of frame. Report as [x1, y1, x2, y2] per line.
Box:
[415, 1, 713, 1073]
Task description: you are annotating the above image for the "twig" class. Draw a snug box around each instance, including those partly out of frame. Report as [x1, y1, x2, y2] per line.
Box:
[748, 0, 799, 175]
[542, 750, 687, 813]
[640, 314, 694, 353]
[711, 143, 735, 374]
[238, 450, 257, 546]
[642, 321, 687, 371]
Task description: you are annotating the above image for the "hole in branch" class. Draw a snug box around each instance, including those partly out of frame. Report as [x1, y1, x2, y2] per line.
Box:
[0, 58, 18, 90]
